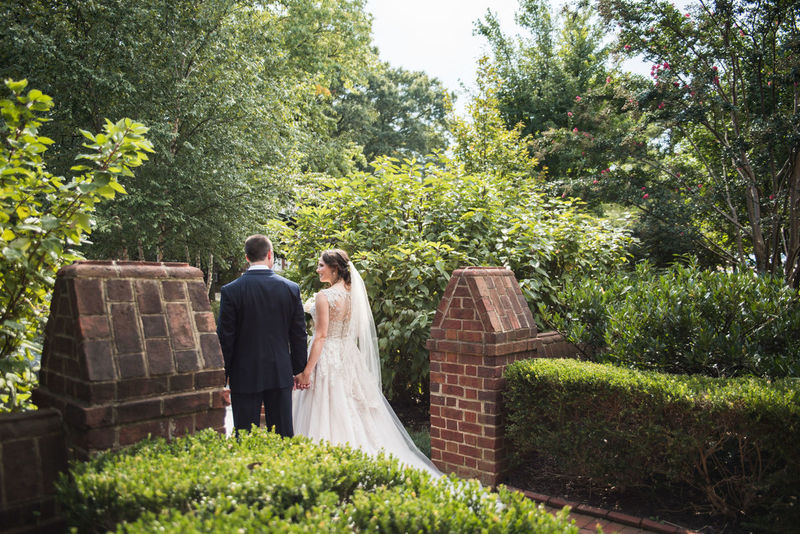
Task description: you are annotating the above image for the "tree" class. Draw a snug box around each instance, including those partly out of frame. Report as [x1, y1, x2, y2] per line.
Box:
[0, 0, 376, 272]
[334, 63, 452, 166]
[450, 59, 542, 181]
[0, 80, 153, 411]
[598, 0, 800, 284]
[474, 0, 634, 186]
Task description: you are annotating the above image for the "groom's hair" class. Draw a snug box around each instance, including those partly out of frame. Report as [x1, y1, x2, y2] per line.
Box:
[245, 234, 272, 262]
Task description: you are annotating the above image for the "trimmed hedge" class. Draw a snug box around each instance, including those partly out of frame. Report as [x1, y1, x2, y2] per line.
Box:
[541, 261, 800, 378]
[504, 358, 800, 523]
[57, 428, 576, 533]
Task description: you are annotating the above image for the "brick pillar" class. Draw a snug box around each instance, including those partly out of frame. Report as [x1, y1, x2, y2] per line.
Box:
[0, 409, 67, 533]
[33, 261, 225, 459]
[426, 267, 537, 486]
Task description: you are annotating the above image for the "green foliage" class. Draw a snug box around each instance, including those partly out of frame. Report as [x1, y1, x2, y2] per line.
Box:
[0, 79, 152, 412]
[597, 0, 800, 283]
[272, 156, 633, 400]
[0, 0, 376, 268]
[334, 62, 453, 167]
[474, 0, 642, 194]
[505, 358, 800, 523]
[450, 59, 542, 181]
[543, 261, 800, 378]
[57, 428, 577, 533]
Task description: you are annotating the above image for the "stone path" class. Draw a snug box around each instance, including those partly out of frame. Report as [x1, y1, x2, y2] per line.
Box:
[509, 487, 700, 534]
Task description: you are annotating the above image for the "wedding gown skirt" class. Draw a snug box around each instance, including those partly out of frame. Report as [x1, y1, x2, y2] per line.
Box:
[292, 287, 439, 477]
[292, 335, 439, 476]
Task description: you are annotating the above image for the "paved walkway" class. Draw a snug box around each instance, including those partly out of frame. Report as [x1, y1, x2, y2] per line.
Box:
[509, 487, 699, 534]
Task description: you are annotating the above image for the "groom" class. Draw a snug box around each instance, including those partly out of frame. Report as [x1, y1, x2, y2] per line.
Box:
[216, 234, 308, 437]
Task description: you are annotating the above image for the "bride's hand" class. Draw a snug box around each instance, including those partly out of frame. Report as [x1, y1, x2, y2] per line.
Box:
[295, 370, 311, 389]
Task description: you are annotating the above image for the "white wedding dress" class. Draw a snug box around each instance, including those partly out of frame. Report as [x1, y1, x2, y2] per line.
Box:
[292, 281, 440, 477]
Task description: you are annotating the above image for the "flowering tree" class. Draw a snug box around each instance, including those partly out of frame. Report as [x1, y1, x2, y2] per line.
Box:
[598, 0, 800, 285]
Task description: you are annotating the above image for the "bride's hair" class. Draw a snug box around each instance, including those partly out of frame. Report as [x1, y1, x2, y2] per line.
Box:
[321, 249, 351, 286]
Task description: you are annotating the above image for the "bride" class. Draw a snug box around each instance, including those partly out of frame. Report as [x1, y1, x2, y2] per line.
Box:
[292, 249, 440, 476]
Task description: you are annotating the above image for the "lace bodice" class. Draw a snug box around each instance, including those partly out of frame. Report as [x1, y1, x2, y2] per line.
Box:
[304, 286, 351, 339]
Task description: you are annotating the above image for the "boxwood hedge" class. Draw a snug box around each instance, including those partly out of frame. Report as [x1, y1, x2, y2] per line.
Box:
[57, 428, 576, 533]
[504, 358, 800, 524]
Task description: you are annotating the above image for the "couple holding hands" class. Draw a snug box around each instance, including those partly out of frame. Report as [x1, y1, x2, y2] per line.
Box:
[216, 234, 438, 475]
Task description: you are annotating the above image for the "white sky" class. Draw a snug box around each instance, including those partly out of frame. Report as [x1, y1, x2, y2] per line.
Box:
[364, 0, 650, 115]
[365, 0, 521, 113]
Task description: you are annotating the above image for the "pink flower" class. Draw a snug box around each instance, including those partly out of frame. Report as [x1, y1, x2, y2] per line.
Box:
[606, 76, 612, 84]
[561, 192, 566, 198]
[575, 96, 582, 102]
[581, 151, 586, 156]
[573, 127, 579, 133]
[567, 111, 573, 117]
[712, 66, 718, 71]
[714, 76, 720, 84]
[624, 44, 631, 50]
[697, 184, 702, 188]
[684, 13, 690, 17]
[663, 62, 670, 69]
[643, 193, 650, 199]
[641, 186, 646, 190]
[676, 172, 681, 177]
[673, 82, 680, 87]
[658, 102, 665, 109]
[593, 179, 599, 184]
[739, 30, 745, 36]
[768, 81, 772, 87]
[769, 194, 775, 200]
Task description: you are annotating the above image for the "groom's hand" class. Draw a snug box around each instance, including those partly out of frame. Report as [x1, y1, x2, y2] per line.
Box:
[295, 372, 311, 390]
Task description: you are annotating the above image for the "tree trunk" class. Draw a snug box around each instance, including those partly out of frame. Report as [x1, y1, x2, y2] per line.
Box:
[786, 149, 800, 287]
[206, 252, 214, 296]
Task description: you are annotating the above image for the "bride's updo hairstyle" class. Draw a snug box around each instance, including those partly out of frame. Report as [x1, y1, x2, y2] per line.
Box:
[321, 249, 351, 286]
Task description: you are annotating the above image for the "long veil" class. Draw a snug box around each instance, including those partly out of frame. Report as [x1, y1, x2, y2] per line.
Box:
[347, 262, 441, 475]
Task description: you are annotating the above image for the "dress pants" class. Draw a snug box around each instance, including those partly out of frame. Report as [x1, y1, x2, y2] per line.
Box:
[231, 386, 293, 437]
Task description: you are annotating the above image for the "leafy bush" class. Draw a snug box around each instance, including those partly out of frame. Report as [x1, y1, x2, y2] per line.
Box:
[271, 156, 633, 399]
[0, 79, 153, 412]
[505, 358, 800, 523]
[542, 261, 800, 378]
[57, 428, 577, 533]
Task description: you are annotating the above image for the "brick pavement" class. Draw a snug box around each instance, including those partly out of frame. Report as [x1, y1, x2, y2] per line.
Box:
[508, 487, 700, 534]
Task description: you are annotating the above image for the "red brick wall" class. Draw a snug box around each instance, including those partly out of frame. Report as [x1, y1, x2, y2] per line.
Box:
[33, 261, 226, 459]
[0, 409, 66, 533]
[427, 267, 539, 486]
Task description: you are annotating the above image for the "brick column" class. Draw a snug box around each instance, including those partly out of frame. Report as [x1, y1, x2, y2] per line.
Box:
[33, 261, 225, 459]
[426, 267, 537, 486]
[0, 409, 67, 533]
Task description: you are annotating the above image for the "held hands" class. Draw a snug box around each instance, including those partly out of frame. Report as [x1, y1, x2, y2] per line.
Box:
[293, 371, 311, 391]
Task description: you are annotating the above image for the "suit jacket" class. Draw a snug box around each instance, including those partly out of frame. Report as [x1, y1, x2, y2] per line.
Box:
[216, 269, 308, 393]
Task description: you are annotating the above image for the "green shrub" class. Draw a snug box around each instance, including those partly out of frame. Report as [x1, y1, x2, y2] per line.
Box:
[58, 428, 577, 533]
[541, 261, 800, 378]
[271, 157, 633, 400]
[505, 358, 800, 523]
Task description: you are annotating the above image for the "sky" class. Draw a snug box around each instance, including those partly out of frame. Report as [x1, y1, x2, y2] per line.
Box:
[364, 0, 522, 113]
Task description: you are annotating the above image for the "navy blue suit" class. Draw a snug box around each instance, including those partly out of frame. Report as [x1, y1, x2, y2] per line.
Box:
[216, 268, 307, 436]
